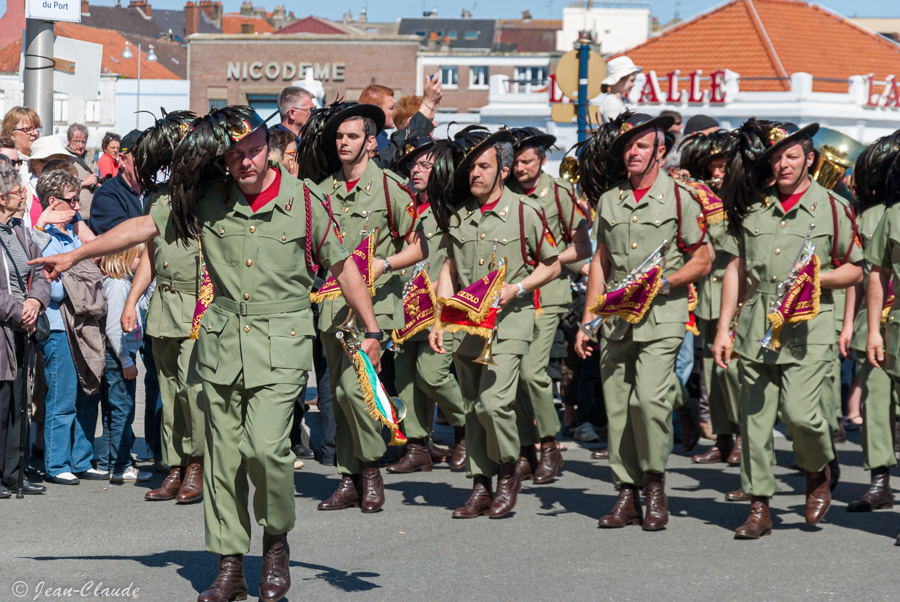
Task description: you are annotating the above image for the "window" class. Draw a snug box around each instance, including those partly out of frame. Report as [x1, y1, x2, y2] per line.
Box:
[464, 30, 479, 40]
[513, 66, 549, 93]
[85, 100, 101, 123]
[53, 94, 68, 123]
[241, 23, 254, 34]
[469, 66, 489, 88]
[208, 99, 227, 111]
[448, 30, 458, 40]
[414, 30, 427, 37]
[440, 66, 458, 88]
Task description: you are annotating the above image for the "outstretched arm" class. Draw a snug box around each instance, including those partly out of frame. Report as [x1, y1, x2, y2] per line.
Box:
[330, 255, 383, 373]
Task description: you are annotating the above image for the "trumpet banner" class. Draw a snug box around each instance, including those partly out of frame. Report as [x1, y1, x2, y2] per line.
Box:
[354, 348, 406, 446]
[686, 283, 700, 335]
[588, 264, 663, 325]
[391, 269, 438, 344]
[683, 179, 725, 225]
[765, 254, 821, 349]
[439, 262, 507, 339]
[190, 266, 214, 340]
[882, 281, 894, 325]
[310, 232, 377, 303]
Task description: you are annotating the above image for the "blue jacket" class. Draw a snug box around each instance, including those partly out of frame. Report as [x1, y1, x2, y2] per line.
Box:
[41, 223, 82, 332]
[88, 172, 144, 235]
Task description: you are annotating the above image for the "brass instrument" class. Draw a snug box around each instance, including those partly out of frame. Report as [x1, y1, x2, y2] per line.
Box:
[811, 128, 865, 191]
[336, 310, 407, 422]
[578, 240, 670, 342]
[474, 240, 503, 366]
[386, 260, 430, 354]
[759, 224, 816, 350]
[559, 156, 580, 185]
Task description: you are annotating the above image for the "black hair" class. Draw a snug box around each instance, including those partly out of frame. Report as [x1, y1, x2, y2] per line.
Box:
[859, 130, 900, 209]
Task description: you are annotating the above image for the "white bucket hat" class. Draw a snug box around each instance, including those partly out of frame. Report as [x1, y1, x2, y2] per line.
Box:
[602, 56, 642, 86]
[29, 136, 74, 161]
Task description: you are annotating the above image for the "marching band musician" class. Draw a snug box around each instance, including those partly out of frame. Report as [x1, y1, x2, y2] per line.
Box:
[507, 127, 591, 484]
[713, 121, 863, 539]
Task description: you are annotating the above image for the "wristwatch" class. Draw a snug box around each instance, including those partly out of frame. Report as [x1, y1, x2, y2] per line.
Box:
[515, 282, 527, 299]
[382, 258, 393, 274]
[660, 277, 671, 296]
[363, 330, 385, 340]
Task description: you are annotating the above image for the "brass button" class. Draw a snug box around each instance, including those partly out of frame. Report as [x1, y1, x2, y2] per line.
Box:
[479, 259, 485, 265]
[206, 324, 211, 331]
[631, 242, 637, 249]
[343, 207, 349, 213]
[243, 325, 250, 332]
[461, 237, 466, 242]
[427, 232, 433, 237]
[246, 259, 253, 267]
[400, 269, 406, 276]
[164, 285, 170, 291]
[502, 238, 507, 243]
[341, 232, 346, 238]
[771, 275, 777, 282]
[774, 249, 781, 255]
[891, 316, 895, 322]
[219, 228, 225, 234]
[754, 229, 759, 234]
[711, 276, 718, 283]
[654, 220, 660, 225]
[163, 261, 168, 268]
[780, 221, 786, 228]
[249, 225, 256, 233]
[480, 233, 486, 240]
[291, 330, 296, 336]
[631, 216, 638, 223]
[362, 210, 368, 216]
[281, 235, 286, 241]
[611, 220, 616, 225]
[243, 293, 250, 300]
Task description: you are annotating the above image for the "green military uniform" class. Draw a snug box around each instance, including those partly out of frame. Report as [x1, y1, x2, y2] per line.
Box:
[393, 204, 466, 439]
[722, 180, 862, 497]
[508, 172, 586, 446]
[595, 172, 705, 486]
[145, 183, 206, 467]
[821, 288, 846, 431]
[445, 187, 559, 477]
[151, 162, 349, 555]
[851, 204, 898, 471]
[318, 160, 419, 475]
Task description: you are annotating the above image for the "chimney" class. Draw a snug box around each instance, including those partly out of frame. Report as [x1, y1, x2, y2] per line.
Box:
[185, 1, 200, 37]
[240, 1, 252, 15]
[427, 31, 439, 51]
[272, 5, 285, 20]
[197, 0, 222, 28]
[521, 9, 532, 21]
[129, 0, 150, 16]
[81, 0, 90, 15]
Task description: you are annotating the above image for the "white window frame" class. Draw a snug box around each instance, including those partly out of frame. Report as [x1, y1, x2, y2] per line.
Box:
[513, 66, 549, 94]
[469, 65, 489, 89]
[440, 66, 459, 89]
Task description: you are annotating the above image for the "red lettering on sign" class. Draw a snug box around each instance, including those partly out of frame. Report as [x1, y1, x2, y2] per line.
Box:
[665, 70, 683, 103]
[688, 70, 704, 103]
[884, 75, 900, 109]
[548, 73, 564, 103]
[639, 75, 660, 103]
[709, 69, 727, 104]
[865, 74, 880, 107]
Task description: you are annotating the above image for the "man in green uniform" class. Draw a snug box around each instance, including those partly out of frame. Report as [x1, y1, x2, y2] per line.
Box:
[30, 106, 383, 602]
[313, 104, 426, 513]
[385, 136, 468, 473]
[574, 114, 712, 531]
[429, 129, 561, 518]
[508, 127, 591, 484]
[714, 122, 863, 539]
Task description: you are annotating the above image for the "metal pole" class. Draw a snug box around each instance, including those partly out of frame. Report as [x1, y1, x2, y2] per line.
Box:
[576, 31, 591, 143]
[135, 43, 141, 130]
[23, 19, 54, 135]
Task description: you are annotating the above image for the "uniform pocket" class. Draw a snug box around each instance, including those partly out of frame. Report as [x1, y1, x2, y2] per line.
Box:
[268, 316, 315, 371]
[258, 231, 303, 272]
[202, 226, 243, 267]
[197, 308, 229, 371]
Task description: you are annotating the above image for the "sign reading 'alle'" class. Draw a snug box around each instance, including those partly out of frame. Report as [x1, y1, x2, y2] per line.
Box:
[863, 75, 900, 109]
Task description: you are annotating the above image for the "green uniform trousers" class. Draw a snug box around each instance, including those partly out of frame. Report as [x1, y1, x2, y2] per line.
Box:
[152, 336, 206, 466]
[821, 352, 843, 432]
[454, 352, 522, 478]
[860, 358, 899, 470]
[600, 331, 680, 487]
[697, 318, 740, 435]
[514, 311, 563, 446]
[320, 333, 386, 475]
[393, 336, 466, 439]
[202, 377, 300, 555]
[739, 360, 834, 497]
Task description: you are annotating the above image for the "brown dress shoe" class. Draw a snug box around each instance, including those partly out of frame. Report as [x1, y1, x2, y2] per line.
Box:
[145, 466, 183, 501]
[177, 457, 204, 504]
[675, 403, 700, 452]
[805, 466, 831, 525]
[848, 468, 893, 512]
[597, 484, 642, 528]
[197, 555, 248, 602]
[360, 462, 385, 513]
[725, 488, 750, 502]
[452, 475, 493, 518]
[642, 473, 668, 531]
[317, 475, 361, 510]
[532, 438, 564, 484]
[591, 448, 609, 460]
[515, 445, 538, 482]
[386, 440, 433, 474]
[692, 435, 733, 464]
[488, 462, 520, 518]
[449, 427, 467, 471]
[726, 435, 742, 465]
[734, 496, 772, 539]
[427, 439, 453, 464]
[259, 532, 290, 602]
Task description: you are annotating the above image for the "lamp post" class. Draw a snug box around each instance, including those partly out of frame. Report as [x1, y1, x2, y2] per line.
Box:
[121, 42, 157, 130]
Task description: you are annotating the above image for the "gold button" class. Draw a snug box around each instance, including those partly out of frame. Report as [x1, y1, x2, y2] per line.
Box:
[249, 226, 256, 233]
[654, 220, 660, 225]
[780, 221, 786, 228]
[206, 324, 211, 331]
[243, 293, 250, 300]
[711, 276, 718, 283]
[632, 216, 637, 223]
[754, 229, 759, 234]
[362, 210, 368, 216]
[243, 325, 250, 332]
[291, 330, 296, 336]
[771, 276, 777, 282]
[343, 207, 349, 213]
[219, 228, 225, 234]
[774, 249, 781, 255]
[480, 233, 486, 240]
[164, 285, 170, 291]
[400, 269, 406, 276]
[631, 242, 637, 249]
[341, 232, 346, 238]
[281, 235, 286, 241]
[427, 232, 433, 237]
[611, 220, 616, 225]
[479, 259, 485, 265]
[461, 237, 466, 242]
[163, 261, 168, 268]
[891, 316, 895, 322]
[246, 259, 253, 267]
[502, 238, 507, 243]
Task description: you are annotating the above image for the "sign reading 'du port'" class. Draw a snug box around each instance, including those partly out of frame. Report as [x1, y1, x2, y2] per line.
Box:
[25, 0, 82, 23]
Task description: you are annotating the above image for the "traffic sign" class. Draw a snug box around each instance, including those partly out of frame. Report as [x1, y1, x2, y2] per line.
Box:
[26, 0, 82, 23]
[554, 49, 606, 100]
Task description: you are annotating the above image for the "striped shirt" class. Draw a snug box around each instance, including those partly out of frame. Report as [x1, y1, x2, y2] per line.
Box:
[0, 220, 31, 302]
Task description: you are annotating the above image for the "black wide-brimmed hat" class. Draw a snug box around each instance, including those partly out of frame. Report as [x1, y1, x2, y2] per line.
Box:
[510, 127, 557, 152]
[756, 122, 820, 166]
[322, 103, 386, 146]
[610, 113, 676, 158]
[455, 128, 514, 177]
[393, 134, 437, 177]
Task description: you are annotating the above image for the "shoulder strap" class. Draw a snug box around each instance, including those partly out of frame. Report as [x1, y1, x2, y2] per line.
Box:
[829, 192, 858, 268]
[673, 185, 705, 254]
[304, 183, 338, 273]
[552, 182, 576, 245]
[382, 173, 418, 240]
[519, 200, 550, 267]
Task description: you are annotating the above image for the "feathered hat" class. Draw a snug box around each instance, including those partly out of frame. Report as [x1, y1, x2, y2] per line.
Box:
[856, 130, 900, 210]
[717, 118, 777, 235]
[133, 108, 197, 192]
[573, 111, 633, 206]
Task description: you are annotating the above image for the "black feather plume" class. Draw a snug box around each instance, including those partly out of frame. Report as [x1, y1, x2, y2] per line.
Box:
[575, 111, 632, 206]
[855, 130, 900, 210]
[296, 100, 354, 184]
[133, 109, 197, 193]
[718, 118, 775, 236]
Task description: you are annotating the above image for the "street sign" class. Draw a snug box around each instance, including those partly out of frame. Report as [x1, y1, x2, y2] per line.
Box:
[550, 102, 601, 125]
[25, 0, 82, 23]
[554, 48, 606, 101]
[53, 37, 101, 97]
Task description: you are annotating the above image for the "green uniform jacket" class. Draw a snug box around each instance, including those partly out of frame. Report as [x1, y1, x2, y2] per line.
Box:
[145, 182, 201, 339]
[864, 202, 900, 376]
[595, 172, 706, 342]
[508, 172, 586, 314]
[695, 218, 731, 322]
[318, 160, 419, 333]
[150, 162, 349, 388]
[851, 204, 888, 353]
[722, 180, 863, 364]
[445, 187, 559, 357]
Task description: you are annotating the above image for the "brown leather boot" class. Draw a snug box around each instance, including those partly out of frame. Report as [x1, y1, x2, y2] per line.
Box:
[427, 439, 453, 464]
[515, 445, 538, 482]
[692, 435, 733, 464]
[591, 448, 609, 460]
[449, 427, 467, 471]
[726, 435, 742, 465]
[734, 496, 772, 539]
[676, 402, 700, 452]
[488, 462, 520, 518]
[805, 465, 831, 525]
[386, 439, 433, 474]
[725, 488, 750, 502]
[145, 466, 183, 501]
[317, 475, 361, 510]
[197, 555, 248, 602]
[848, 467, 893, 512]
[532, 437, 564, 484]
[642, 472, 668, 531]
[597, 485, 642, 528]
[259, 532, 290, 602]
[360, 461, 385, 513]
[176, 457, 203, 504]
[452, 475, 493, 518]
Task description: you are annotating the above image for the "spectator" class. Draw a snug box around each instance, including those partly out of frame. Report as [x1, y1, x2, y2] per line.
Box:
[392, 95, 423, 131]
[89, 130, 144, 235]
[97, 132, 121, 179]
[1, 106, 42, 184]
[0, 136, 22, 171]
[269, 129, 299, 179]
[660, 110, 684, 172]
[683, 114, 720, 137]
[273, 86, 315, 146]
[599, 56, 641, 123]
[65, 124, 100, 218]
[0, 161, 49, 497]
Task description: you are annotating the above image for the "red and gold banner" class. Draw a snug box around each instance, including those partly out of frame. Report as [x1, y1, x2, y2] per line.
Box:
[190, 266, 214, 340]
[310, 231, 377, 303]
[882, 281, 894, 324]
[686, 283, 699, 335]
[588, 264, 663, 325]
[765, 254, 821, 349]
[391, 269, 438, 344]
[439, 262, 507, 338]
[682, 179, 725, 225]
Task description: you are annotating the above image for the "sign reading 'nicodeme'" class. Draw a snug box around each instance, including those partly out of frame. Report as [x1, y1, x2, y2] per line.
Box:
[227, 61, 347, 82]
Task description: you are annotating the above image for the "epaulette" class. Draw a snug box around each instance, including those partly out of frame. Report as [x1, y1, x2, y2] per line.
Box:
[384, 168, 409, 186]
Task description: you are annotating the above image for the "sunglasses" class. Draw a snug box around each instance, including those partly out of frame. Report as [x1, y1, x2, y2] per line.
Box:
[54, 194, 79, 205]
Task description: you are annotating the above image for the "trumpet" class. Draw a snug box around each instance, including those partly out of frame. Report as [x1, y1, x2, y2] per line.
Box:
[474, 241, 503, 366]
[560, 156, 580, 185]
[759, 224, 816, 350]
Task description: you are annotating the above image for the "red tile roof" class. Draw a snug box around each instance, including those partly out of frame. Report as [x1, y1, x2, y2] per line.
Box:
[614, 0, 900, 93]
[221, 14, 275, 34]
[275, 16, 348, 35]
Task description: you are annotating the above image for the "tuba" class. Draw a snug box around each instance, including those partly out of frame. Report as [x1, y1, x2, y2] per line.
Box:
[811, 128, 865, 191]
[559, 156, 580, 185]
